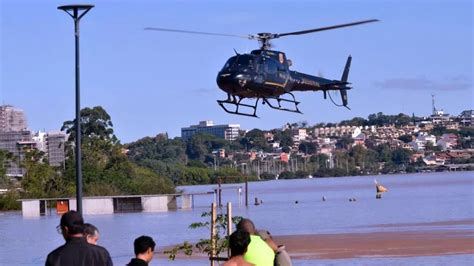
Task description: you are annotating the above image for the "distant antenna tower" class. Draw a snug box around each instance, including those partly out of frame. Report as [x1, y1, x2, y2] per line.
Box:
[431, 94, 437, 115]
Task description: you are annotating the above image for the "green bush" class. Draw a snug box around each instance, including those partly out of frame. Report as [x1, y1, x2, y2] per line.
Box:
[0, 191, 21, 210]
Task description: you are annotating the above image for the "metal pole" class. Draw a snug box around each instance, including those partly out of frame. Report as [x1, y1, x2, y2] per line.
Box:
[218, 177, 222, 207]
[58, 4, 94, 216]
[73, 11, 83, 216]
[245, 175, 248, 207]
[226, 202, 232, 258]
[210, 202, 217, 266]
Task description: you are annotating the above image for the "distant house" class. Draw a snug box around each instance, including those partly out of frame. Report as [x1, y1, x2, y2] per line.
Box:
[313, 126, 360, 138]
[444, 150, 472, 163]
[437, 133, 458, 151]
[410, 152, 425, 163]
[410, 133, 436, 151]
[423, 154, 445, 166]
[264, 132, 274, 141]
[280, 152, 289, 163]
[353, 133, 366, 147]
[270, 142, 280, 149]
[218, 149, 226, 158]
[388, 139, 404, 150]
[458, 110, 473, 126]
[319, 145, 333, 156]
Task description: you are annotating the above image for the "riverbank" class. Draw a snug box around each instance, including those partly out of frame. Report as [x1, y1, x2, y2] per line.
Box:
[158, 219, 474, 261]
[273, 229, 473, 259]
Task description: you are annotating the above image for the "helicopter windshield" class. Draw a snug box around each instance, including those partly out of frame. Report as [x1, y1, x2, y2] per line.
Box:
[221, 55, 255, 71]
[221, 56, 237, 71]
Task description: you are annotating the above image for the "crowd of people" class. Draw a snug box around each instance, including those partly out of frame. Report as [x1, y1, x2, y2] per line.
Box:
[45, 211, 156, 266]
[45, 211, 291, 266]
[223, 218, 292, 266]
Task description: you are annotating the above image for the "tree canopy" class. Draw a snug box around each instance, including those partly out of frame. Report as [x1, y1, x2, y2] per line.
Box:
[61, 106, 118, 144]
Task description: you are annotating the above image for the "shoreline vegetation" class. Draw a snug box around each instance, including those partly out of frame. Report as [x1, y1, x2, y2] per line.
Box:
[1, 107, 473, 211]
[157, 219, 474, 261]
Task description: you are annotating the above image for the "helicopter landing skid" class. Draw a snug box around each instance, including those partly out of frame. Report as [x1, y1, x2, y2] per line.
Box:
[262, 93, 302, 114]
[217, 97, 260, 118]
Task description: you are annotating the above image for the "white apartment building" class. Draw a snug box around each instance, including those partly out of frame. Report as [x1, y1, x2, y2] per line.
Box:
[181, 120, 240, 141]
[0, 105, 28, 132]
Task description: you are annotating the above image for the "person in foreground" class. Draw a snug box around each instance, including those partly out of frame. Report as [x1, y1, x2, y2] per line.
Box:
[45, 211, 113, 266]
[257, 230, 292, 266]
[127, 235, 156, 266]
[223, 230, 255, 266]
[236, 219, 275, 266]
[84, 223, 100, 245]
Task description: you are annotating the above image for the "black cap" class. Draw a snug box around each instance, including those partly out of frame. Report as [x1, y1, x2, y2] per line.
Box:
[60, 210, 84, 228]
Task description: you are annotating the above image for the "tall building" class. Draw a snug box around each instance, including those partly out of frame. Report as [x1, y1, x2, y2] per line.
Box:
[0, 130, 34, 177]
[181, 120, 240, 141]
[459, 110, 473, 126]
[0, 105, 28, 132]
[33, 131, 67, 167]
[46, 132, 67, 167]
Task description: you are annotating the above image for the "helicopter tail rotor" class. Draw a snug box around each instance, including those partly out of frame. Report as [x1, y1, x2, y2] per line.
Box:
[327, 55, 351, 109]
[340, 55, 352, 108]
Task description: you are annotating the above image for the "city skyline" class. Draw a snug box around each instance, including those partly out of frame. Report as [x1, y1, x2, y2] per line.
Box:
[1, 0, 472, 143]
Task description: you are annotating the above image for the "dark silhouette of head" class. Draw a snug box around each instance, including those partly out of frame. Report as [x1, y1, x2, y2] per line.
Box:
[229, 230, 251, 257]
[134, 235, 156, 262]
[59, 211, 84, 239]
[236, 218, 256, 234]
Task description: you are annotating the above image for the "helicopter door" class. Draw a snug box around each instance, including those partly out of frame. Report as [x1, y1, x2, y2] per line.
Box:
[263, 58, 288, 90]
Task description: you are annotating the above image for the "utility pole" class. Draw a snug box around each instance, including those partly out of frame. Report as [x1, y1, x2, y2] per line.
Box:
[58, 4, 94, 216]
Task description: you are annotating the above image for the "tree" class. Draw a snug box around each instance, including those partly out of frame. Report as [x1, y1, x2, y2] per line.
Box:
[278, 171, 294, 179]
[260, 172, 275, 180]
[310, 154, 329, 169]
[21, 149, 73, 198]
[273, 129, 293, 149]
[340, 117, 368, 126]
[376, 144, 392, 162]
[165, 211, 243, 260]
[336, 136, 354, 150]
[186, 133, 215, 161]
[61, 106, 118, 144]
[244, 129, 269, 151]
[0, 150, 13, 188]
[298, 141, 317, 154]
[391, 148, 412, 165]
[398, 134, 413, 143]
[126, 135, 186, 164]
[60, 106, 175, 196]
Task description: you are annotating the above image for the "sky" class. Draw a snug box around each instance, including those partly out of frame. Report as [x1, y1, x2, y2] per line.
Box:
[1, 0, 472, 143]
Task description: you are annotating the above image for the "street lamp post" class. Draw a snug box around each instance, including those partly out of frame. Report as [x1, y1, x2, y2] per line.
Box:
[58, 4, 94, 216]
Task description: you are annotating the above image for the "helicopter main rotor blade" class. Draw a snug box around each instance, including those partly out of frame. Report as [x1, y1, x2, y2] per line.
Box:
[275, 19, 379, 38]
[145, 27, 252, 39]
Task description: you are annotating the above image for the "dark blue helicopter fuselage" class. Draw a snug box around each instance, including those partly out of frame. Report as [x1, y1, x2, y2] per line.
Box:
[216, 49, 343, 98]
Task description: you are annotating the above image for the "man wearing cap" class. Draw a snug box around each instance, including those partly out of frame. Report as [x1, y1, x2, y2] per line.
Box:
[45, 210, 113, 266]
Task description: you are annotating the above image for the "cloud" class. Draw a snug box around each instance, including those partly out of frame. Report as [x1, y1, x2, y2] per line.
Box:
[375, 75, 472, 91]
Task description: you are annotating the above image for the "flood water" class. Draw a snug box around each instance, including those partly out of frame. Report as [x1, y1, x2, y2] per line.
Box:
[0, 171, 473, 265]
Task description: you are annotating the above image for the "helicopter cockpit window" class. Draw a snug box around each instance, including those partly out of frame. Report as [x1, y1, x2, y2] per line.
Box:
[221, 56, 237, 71]
[264, 59, 278, 74]
[235, 55, 254, 70]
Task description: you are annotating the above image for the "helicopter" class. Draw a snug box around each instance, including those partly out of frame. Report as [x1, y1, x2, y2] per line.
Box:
[145, 19, 378, 117]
